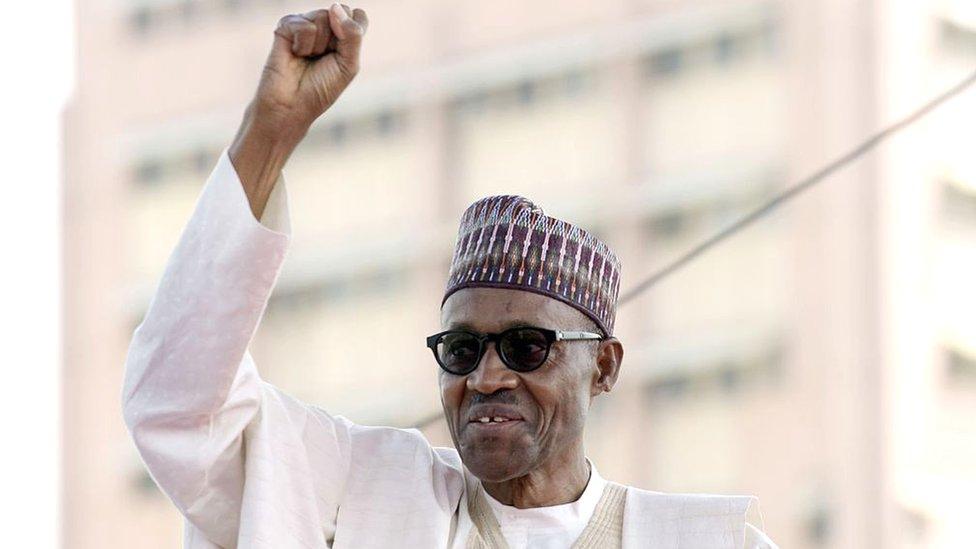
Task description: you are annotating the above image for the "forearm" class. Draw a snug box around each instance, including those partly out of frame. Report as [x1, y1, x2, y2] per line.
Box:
[228, 101, 308, 220]
[121, 149, 291, 541]
[122, 148, 290, 422]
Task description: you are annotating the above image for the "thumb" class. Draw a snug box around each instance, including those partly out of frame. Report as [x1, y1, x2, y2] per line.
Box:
[328, 3, 368, 77]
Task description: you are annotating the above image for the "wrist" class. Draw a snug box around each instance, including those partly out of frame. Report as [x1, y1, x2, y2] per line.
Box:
[232, 100, 309, 154]
[229, 103, 306, 221]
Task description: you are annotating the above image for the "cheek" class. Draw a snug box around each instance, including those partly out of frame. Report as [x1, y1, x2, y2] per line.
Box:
[439, 373, 465, 409]
[530, 366, 587, 423]
[542, 365, 590, 425]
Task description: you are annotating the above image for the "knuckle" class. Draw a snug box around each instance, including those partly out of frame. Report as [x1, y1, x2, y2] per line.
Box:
[277, 14, 299, 27]
[278, 14, 315, 31]
[302, 9, 328, 21]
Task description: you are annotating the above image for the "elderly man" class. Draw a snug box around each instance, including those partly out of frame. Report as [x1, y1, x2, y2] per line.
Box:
[122, 4, 776, 548]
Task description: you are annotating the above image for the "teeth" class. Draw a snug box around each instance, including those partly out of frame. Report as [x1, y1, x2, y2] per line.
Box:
[475, 416, 514, 423]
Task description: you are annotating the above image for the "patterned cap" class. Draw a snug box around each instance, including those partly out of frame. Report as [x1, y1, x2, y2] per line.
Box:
[442, 195, 622, 336]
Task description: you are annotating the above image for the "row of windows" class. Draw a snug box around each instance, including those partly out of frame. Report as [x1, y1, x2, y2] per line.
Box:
[643, 20, 779, 78]
[644, 343, 785, 402]
[303, 109, 408, 150]
[130, 20, 779, 188]
[132, 145, 216, 187]
[449, 20, 779, 116]
[265, 264, 409, 318]
[131, 108, 407, 187]
[452, 69, 595, 114]
[129, 0, 286, 35]
[643, 173, 783, 241]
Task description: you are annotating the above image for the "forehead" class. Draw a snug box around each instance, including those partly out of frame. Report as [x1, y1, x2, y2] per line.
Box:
[440, 287, 585, 332]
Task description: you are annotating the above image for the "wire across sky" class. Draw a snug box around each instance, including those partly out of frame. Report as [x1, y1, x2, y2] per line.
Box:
[412, 67, 976, 430]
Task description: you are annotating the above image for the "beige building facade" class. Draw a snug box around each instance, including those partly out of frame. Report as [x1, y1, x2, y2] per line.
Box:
[63, 0, 976, 547]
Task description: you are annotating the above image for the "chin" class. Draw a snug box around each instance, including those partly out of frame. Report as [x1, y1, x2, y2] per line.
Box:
[459, 442, 533, 483]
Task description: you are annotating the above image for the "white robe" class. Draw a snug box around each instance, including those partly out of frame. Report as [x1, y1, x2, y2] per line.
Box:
[483, 459, 607, 548]
[121, 148, 777, 549]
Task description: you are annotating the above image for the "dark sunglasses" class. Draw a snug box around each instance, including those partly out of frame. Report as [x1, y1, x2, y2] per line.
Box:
[425, 326, 604, 375]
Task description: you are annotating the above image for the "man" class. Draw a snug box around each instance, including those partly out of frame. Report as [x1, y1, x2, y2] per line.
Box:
[122, 4, 777, 548]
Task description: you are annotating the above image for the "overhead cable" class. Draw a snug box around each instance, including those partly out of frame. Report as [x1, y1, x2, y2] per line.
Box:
[414, 68, 976, 429]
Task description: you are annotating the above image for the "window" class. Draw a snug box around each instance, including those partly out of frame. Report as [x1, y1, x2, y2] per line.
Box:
[650, 375, 692, 399]
[267, 265, 408, 318]
[946, 345, 976, 384]
[516, 80, 536, 105]
[644, 341, 785, 403]
[192, 147, 214, 174]
[329, 121, 348, 146]
[376, 110, 398, 135]
[714, 33, 739, 65]
[304, 109, 409, 149]
[128, 0, 250, 35]
[804, 501, 832, 545]
[563, 69, 586, 97]
[133, 469, 160, 496]
[179, 0, 197, 22]
[134, 158, 164, 186]
[642, 19, 780, 82]
[130, 6, 153, 34]
[646, 209, 692, 239]
[941, 18, 976, 57]
[646, 47, 684, 77]
[942, 179, 976, 223]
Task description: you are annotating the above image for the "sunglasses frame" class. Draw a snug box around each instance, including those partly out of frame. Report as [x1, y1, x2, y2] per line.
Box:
[425, 326, 605, 375]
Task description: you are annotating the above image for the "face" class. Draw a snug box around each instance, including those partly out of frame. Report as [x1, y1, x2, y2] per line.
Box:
[438, 287, 620, 483]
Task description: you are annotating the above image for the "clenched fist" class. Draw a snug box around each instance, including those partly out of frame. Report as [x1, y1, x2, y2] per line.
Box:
[257, 3, 369, 135]
[230, 3, 369, 220]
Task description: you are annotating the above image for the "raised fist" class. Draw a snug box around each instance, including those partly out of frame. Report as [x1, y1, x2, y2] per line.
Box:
[228, 4, 369, 219]
[252, 3, 369, 139]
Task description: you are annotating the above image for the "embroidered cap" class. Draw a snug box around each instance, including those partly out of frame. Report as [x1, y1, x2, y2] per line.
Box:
[442, 195, 621, 337]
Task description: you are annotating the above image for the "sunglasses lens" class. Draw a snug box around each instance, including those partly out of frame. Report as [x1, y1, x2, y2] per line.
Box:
[500, 328, 550, 372]
[436, 332, 481, 374]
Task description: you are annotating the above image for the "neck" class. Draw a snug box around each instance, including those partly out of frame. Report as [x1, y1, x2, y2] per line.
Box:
[480, 447, 591, 508]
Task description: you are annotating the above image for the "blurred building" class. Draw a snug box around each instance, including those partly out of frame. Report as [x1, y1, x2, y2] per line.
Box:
[62, 0, 976, 547]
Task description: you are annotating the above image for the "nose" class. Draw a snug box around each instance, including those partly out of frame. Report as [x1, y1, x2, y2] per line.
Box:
[466, 342, 519, 394]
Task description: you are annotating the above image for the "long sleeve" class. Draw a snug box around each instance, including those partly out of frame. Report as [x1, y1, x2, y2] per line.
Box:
[120, 147, 467, 549]
[120, 147, 306, 546]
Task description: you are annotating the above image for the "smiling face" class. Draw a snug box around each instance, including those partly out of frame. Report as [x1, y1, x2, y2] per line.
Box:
[438, 287, 622, 483]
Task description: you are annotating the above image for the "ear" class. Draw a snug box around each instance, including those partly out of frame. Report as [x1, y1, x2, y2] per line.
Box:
[590, 337, 623, 397]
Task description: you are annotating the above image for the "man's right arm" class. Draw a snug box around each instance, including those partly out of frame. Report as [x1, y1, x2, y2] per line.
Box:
[121, 4, 370, 545]
[230, 2, 369, 219]
[121, 144, 293, 545]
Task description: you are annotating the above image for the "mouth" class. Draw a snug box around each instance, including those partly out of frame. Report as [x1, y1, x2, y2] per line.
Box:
[464, 405, 525, 431]
[468, 416, 523, 425]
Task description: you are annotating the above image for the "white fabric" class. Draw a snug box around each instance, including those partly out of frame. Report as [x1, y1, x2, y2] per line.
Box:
[481, 460, 606, 549]
[121, 148, 777, 549]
